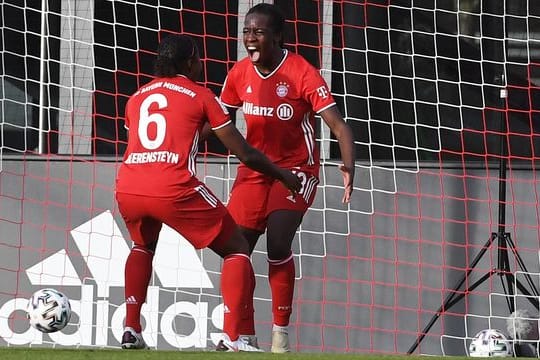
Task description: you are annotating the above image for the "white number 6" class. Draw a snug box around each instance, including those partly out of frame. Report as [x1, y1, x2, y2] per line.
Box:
[138, 93, 167, 150]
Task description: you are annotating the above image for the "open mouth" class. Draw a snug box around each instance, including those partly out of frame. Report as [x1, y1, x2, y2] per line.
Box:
[246, 46, 260, 63]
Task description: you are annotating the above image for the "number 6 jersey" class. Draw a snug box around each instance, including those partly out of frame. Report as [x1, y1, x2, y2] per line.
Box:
[116, 75, 230, 198]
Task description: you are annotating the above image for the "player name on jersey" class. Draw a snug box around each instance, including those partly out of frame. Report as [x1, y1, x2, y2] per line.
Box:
[124, 151, 179, 164]
[135, 81, 196, 98]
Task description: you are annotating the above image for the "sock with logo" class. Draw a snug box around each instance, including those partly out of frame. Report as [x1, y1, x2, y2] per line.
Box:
[124, 246, 154, 333]
[268, 252, 295, 326]
[221, 253, 255, 340]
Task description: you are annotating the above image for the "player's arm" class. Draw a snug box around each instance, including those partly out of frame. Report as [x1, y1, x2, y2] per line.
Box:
[200, 104, 238, 141]
[302, 60, 355, 203]
[214, 123, 301, 195]
[200, 122, 213, 141]
[320, 105, 356, 203]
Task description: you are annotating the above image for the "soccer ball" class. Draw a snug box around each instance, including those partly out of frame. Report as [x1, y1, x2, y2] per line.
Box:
[26, 288, 72, 333]
[469, 329, 514, 357]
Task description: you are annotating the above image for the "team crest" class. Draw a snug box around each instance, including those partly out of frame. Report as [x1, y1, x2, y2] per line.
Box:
[276, 82, 289, 98]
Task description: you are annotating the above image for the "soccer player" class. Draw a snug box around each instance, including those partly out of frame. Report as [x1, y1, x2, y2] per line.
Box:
[219, 3, 356, 353]
[115, 34, 301, 352]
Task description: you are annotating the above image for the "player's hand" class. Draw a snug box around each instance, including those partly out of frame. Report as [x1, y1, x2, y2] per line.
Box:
[279, 169, 302, 197]
[339, 164, 353, 203]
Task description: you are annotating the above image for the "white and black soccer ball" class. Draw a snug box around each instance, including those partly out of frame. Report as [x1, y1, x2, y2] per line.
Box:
[26, 288, 72, 333]
[469, 329, 513, 357]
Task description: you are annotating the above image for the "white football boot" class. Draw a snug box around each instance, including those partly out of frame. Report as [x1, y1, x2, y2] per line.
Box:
[215, 334, 263, 352]
[271, 329, 291, 353]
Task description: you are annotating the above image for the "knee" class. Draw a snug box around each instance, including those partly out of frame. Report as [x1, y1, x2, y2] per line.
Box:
[267, 246, 291, 261]
[133, 241, 157, 253]
[209, 230, 250, 258]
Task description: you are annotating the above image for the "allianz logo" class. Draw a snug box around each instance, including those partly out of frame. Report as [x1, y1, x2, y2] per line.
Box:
[243, 101, 294, 121]
[0, 210, 226, 349]
[243, 101, 275, 116]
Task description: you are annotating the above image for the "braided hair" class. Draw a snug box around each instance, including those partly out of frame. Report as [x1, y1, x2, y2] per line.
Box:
[154, 34, 198, 77]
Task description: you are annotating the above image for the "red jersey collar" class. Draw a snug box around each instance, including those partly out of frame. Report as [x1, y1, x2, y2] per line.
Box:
[253, 49, 288, 79]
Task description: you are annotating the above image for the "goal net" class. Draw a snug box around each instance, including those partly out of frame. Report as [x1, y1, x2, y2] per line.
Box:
[1, 0, 540, 355]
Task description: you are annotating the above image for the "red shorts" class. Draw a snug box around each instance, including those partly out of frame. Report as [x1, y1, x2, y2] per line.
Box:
[227, 167, 319, 232]
[116, 186, 236, 250]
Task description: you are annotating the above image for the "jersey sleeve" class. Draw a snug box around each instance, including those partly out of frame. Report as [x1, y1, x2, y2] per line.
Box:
[203, 89, 232, 130]
[220, 67, 242, 108]
[302, 64, 336, 113]
[123, 99, 132, 130]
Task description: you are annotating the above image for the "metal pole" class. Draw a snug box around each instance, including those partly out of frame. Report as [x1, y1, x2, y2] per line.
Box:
[38, 0, 48, 154]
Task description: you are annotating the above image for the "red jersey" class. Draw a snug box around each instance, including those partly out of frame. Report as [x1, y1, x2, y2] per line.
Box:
[220, 50, 336, 181]
[116, 75, 230, 198]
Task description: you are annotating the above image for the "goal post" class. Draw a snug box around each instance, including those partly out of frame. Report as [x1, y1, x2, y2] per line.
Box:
[1, 0, 540, 355]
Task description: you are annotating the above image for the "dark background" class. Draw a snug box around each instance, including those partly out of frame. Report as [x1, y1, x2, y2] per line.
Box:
[2, 0, 539, 164]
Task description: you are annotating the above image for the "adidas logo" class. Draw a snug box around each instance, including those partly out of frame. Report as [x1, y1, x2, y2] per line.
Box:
[0, 210, 228, 349]
[25, 210, 213, 294]
[246, 85, 252, 93]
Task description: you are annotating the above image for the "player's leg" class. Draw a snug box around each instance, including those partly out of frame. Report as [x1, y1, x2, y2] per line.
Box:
[238, 226, 263, 254]
[210, 223, 262, 352]
[164, 187, 261, 351]
[116, 192, 161, 349]
[224, 181, 268, 350]
[266, 209, 303, 353]
[265, 169, 318, 353]
[123, 239, 158, 335]
[208, 214, 261, 351]
[227, 181, 269, 254]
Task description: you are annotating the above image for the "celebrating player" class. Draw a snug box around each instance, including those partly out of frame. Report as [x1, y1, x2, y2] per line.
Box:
[219, 3, 356, 353]
[115, 34, 301, 352]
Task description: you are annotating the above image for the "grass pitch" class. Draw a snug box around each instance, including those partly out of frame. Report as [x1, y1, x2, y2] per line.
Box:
[0, 347, 469, 360]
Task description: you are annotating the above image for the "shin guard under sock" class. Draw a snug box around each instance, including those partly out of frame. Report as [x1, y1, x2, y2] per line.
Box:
[268, 253, 295, 327]
[124, 246, 154, 333]
[221, 253, 255, 340]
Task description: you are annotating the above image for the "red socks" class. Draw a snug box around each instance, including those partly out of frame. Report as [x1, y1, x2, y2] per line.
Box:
[221, 254, 255, 340]
[124, 246, 154, 333]
[123, 248, 291, 338]
[268, 253, 295, 327]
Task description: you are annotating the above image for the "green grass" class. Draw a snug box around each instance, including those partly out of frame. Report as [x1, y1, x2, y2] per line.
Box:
[0, 348, 470, 360]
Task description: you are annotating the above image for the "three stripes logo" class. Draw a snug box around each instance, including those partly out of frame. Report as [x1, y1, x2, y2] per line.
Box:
[0, 210, 226, 349]
[25, 210, 213, 294]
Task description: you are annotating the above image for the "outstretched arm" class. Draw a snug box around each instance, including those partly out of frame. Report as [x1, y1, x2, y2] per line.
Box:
[320, 105, 356, 203]
[214, 123, 301, 195]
